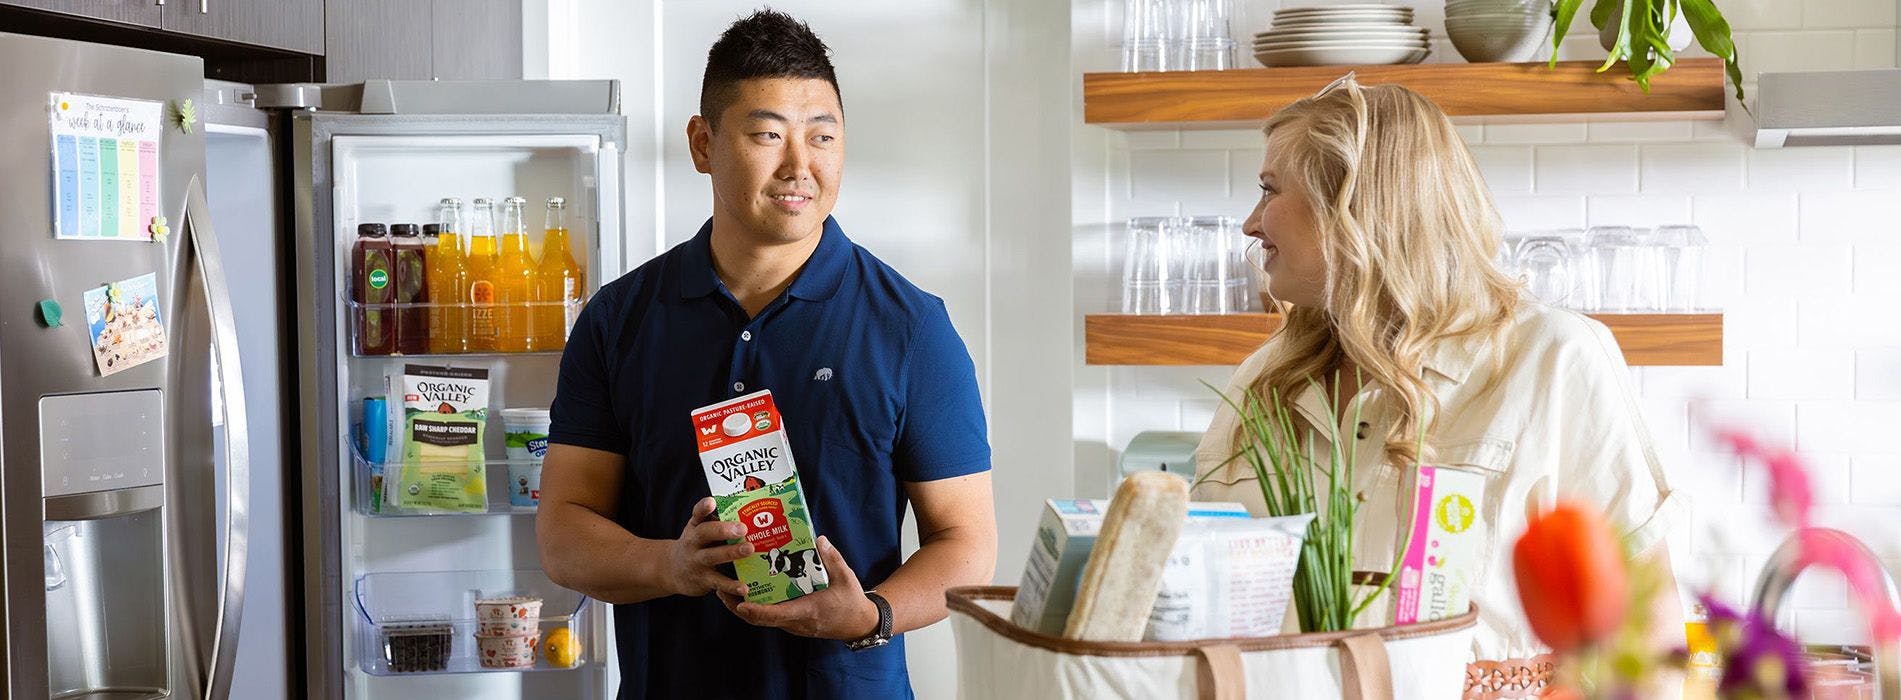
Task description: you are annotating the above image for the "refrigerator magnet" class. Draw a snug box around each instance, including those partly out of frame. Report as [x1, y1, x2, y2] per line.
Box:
[81, 272, 169, 377]
[48, 92, 164, 241]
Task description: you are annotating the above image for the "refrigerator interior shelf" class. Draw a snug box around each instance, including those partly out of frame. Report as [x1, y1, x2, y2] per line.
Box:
[344, 297, 587, 359]
[351, 441, 541, 517]
[354, 569, 589, 676]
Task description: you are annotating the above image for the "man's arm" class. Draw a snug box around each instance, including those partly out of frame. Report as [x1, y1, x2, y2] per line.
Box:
[879, 471, 997, 635]
[536, 443, 752, 605]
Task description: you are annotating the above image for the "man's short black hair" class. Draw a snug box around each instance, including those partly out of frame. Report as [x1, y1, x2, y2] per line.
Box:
[700, 9, 841, 129]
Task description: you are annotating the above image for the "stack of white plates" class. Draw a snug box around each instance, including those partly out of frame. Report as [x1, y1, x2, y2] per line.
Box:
[1254, 4, 1431, 67]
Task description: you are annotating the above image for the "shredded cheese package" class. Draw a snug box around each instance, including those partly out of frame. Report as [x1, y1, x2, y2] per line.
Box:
[398, 364, 490, 513]
[693, 390, 828, 605]
[1393, 465, 1487, 625]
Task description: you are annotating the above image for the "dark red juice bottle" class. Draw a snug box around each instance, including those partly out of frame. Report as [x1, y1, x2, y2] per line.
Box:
[353, 223, 394, 356]
[390, 223, 429, 354]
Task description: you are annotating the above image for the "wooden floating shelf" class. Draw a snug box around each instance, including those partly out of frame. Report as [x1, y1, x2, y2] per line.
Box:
[1085, 313, 1723, 366]
[1083, 58, 1727, 129]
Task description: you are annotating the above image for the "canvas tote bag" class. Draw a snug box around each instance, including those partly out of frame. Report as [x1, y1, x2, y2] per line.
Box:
[947, 586, 1478, 699]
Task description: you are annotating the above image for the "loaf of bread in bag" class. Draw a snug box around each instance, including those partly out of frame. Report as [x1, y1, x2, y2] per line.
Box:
[1062, 471, 1190, 641]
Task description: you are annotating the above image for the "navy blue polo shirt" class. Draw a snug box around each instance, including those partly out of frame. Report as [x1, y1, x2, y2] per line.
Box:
[548, 216, 991, 700]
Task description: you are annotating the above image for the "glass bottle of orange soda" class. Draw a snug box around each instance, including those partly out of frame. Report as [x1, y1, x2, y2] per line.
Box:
[427, 198, 472, 354]
[466, 197, 502, 352]
[535, 196, 585, 351]
[494, 196, 538, 352]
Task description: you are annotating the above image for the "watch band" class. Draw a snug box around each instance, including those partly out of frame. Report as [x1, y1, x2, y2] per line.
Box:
[847, 591, 893, 651]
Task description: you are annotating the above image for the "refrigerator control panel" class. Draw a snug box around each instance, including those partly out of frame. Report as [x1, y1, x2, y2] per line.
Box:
[38, 389, 166, 498]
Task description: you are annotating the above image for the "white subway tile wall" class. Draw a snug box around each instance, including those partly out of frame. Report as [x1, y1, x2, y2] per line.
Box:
[1081, 0, 1901, 644]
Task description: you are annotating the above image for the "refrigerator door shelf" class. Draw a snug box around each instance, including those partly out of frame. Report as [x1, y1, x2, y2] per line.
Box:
[349, 443, 544, 518]
[352, 569, 589, 676]
[341, 298, 586, 360]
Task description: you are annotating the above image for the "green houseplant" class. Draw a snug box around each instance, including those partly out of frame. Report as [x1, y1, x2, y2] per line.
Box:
[1549, 0, 1746, 106]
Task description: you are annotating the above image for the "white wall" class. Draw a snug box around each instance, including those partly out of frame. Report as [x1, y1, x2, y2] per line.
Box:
[534, 2, 1072, 698]
[1074, 0, 1901, 646]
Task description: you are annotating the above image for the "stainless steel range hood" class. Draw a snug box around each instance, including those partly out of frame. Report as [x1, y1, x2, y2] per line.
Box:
[1752, 69, 1901, 148]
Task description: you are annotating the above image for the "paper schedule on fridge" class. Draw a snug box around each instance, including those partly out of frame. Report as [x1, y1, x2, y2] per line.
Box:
[49, 93, 163, 240]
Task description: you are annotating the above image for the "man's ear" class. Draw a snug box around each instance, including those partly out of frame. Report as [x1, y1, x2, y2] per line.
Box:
[687, 115, 714, 175]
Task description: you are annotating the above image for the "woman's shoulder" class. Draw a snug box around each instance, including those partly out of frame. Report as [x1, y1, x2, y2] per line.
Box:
[1494, 300, 1631, 377]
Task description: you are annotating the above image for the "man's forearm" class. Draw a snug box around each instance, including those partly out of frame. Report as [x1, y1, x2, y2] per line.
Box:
[863, 525, 997, 636]
[538, 501, 675, 604]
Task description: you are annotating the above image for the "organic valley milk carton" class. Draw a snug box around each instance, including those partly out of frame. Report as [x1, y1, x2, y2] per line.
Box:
[692, 390, 828, 604]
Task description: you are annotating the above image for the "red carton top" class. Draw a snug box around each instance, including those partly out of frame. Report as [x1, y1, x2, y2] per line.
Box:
[690, 389, 782, 453]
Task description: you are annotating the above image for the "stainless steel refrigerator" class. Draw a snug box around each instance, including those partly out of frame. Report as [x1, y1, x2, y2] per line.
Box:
[3, 31, 625, 700]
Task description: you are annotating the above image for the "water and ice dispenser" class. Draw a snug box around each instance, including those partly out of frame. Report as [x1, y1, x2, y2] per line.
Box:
[39, 390, 171, 699]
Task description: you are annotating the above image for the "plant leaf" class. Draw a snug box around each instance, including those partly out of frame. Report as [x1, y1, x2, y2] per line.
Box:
[1597, 0, 1637, 73]
[1679, 0, 1750, 109]
[1551, 0, 1586, 67]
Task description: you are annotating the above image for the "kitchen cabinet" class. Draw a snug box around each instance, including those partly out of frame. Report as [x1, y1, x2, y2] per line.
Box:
[429, 0, 520, 80]
[324, 0, 432, 82]
[0, 0, 160, 28]
[323, 0, 521, 83]
[161, 0, 322, 54]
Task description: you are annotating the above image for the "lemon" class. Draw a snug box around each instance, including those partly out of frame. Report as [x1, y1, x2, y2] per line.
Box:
[543, 627, 580, 668]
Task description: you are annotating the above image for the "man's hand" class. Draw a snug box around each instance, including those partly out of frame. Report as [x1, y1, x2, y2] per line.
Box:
[718, 536, 879, 641]
[661, 497, 754, 599]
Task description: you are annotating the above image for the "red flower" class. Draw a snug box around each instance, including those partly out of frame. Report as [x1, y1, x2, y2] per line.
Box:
[1513, 502, 1629, 654]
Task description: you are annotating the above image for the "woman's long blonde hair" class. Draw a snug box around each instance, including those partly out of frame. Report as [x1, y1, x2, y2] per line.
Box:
[1247, 76, 1520, 467]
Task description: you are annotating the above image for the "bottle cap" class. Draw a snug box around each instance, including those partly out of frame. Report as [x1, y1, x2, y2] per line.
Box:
[357, 223, 388, 237]
[422, 224, 442, 237]
[391, 224, 421, 237]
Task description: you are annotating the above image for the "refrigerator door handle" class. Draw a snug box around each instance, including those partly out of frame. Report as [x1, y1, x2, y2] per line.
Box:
[184, 177, 251, 700]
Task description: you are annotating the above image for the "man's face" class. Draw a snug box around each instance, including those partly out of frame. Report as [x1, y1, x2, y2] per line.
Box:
[689, 78, 844, 245]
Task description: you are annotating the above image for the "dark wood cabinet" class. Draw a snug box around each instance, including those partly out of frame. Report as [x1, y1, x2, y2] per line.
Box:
[323, 0, 431, 82]
[429, 0, 519, 80]
[161, 0, 322, 54]
[0, 0, 161, 28]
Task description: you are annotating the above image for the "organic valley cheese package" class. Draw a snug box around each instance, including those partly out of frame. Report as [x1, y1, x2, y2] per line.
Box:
[398, 364, 490, 513]
[1393, 465, 1487, 624]
[692, 390, 828, 604]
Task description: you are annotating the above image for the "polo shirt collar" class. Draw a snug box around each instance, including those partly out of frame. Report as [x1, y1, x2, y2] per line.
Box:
[675, 216, 849, 302]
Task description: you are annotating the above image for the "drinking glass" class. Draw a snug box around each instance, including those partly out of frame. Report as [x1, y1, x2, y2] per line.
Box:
[1123, 216, 1181, 314]
[1122, 0, 1176, 71]
[1180, 216, 1240, 313]
[1652, 225, 1708, 312]
[1513, 236, 1574, 306]
[1585, 226, 1662, 311]
[1182, 0, 1235, 70]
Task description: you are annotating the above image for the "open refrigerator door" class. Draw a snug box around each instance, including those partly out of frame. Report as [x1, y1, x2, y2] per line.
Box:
[285, 85, 625, 700]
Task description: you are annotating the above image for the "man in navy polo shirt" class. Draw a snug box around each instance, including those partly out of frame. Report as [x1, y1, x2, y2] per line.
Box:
[536, 10, 998, 699]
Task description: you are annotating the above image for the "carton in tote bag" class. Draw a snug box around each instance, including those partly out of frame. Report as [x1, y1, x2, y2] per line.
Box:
[948, 585, 1478, 700]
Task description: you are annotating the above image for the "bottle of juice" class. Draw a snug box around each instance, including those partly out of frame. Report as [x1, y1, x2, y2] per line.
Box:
[426, 198, 472, 354]
[353, 223, 394, 356]
[494, 196, 539, 352]
[466, 197, 501, 352]
[535, 196, 586, 351]
[390, 223, 429, 355]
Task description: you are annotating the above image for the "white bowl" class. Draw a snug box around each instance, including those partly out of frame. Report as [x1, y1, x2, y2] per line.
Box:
[1257, 26, 1427, 38]
[1254, 45, 1430, 67]
[1255, 35, 1430, 47]
[1444, 0, 1548, 13]
[1444, 16, 1551, 29]
[1256, 40, 1431, 52]
[1445, 18, 1553, 61]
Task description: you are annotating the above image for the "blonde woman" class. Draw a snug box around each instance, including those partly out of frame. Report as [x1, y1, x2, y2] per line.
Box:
[1191, 75, 1685, 697]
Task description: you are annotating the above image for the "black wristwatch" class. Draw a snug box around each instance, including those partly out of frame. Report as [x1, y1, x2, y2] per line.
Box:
[845, 591, 892, 652]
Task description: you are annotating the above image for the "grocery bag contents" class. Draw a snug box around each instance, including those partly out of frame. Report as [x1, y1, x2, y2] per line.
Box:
[692, 390, 829, 604]
[398, 364, 490, 513]
[347, 194, 587, 356]
[473, 595, 543, 669]
[353, 223, 395, 356]
[382, 622, 452, 673]
[1393, 465, 1486, 625]
[502, 408, 551, 509]
[1145, 513, 1313, 642]
[390, 223, 429, 355]
[1011, 499, 1249, 636]
[535, 197, 585, 352]
[1062, 472, 1190, 642]
[426, 199, 472, 355]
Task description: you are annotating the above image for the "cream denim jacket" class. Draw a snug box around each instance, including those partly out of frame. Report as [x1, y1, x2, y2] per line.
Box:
[1192, 301, 1683, 661]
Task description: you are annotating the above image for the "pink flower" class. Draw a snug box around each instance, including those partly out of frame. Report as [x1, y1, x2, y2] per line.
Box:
[1798, 530, 1901, 641]
[1762, 449, 1814, 530]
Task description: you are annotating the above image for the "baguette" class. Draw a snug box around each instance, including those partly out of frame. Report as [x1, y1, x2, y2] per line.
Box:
[1062, 472, 1190, 641]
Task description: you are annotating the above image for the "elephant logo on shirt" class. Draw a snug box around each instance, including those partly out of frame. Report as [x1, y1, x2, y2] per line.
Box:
[814, 368, 833, 382]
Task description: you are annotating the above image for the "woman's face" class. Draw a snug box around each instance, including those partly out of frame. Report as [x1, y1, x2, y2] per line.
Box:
[1245, 133, 1328, 308]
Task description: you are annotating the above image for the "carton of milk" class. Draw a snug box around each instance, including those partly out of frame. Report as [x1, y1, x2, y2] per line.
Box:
[1010, 498, 1251, 636]
[1392, 465, 1487, 625]
[692, 390, 828, 604]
